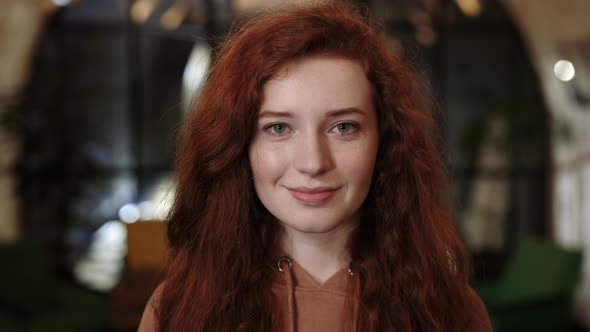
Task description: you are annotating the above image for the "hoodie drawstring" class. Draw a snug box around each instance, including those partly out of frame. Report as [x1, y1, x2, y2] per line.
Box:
[277, 256, 296, 332]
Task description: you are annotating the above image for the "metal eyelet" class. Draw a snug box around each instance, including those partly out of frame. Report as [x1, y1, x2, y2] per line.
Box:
[348, 265, 354, 276]
[277, 256, 293, 272]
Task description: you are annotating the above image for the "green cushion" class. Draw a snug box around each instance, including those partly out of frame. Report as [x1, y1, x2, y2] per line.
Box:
[0, 242, 59, 312]
[30, 284, 108, 332]
[494, 236, 581, 304]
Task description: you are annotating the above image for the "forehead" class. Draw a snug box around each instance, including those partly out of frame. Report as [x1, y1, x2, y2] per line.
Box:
[260, 55, 373, 114]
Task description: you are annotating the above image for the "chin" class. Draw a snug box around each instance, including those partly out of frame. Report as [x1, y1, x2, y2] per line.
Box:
[279, 216, 352, 234]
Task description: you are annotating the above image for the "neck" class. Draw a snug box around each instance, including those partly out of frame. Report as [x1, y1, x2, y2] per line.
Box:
[279, 220, 357, 284]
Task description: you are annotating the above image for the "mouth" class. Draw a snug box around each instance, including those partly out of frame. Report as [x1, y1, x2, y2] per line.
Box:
[287, 186, 339, 206]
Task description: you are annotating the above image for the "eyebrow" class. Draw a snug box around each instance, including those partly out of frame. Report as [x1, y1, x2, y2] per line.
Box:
[258, 107, 367, 118]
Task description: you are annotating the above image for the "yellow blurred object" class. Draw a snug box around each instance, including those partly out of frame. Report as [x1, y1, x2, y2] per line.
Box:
[232, 0, 319, 14]
[455, 0, 482, 18]
[160, 0, 190, 31]
[125, 221, 167, 272]
[130, 0, 159, 24]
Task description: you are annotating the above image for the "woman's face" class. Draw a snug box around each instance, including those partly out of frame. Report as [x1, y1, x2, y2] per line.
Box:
[249, 55, 379, 235]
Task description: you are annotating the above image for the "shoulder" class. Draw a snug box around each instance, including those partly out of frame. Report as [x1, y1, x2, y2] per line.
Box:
[465, 286, 493, 332]
[138, 283, 165, 332]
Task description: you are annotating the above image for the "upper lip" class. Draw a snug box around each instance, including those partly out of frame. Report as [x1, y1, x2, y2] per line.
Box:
[288, 186, 338, 193]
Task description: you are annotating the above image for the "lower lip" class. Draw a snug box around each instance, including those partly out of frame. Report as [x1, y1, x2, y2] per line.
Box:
[288, 189, 337, 205]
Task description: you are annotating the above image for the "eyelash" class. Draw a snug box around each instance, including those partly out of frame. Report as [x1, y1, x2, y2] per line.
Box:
[262, 122, 360, 136]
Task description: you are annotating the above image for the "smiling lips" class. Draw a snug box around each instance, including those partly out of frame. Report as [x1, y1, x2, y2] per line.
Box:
[287, 187, 338, 205]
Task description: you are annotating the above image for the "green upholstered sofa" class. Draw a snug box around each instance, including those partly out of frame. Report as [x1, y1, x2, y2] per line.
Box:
[474, 236, 582, 332]
[0, 241, 108, 332]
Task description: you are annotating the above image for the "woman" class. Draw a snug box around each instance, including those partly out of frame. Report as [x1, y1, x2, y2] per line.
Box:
[139, 2, 492, 331]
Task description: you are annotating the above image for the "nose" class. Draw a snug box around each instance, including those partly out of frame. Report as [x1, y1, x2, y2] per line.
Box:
[293, 132, 334, 176]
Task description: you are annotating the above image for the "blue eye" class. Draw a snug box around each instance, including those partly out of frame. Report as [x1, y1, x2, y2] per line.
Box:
[272, 123, 287, 134]
[264, 123, 290, 135]
[272, 124, 287, 133]
[334, 122, 358, 134]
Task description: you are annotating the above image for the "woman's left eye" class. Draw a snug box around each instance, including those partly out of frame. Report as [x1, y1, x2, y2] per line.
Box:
[332, 122, 358, 134]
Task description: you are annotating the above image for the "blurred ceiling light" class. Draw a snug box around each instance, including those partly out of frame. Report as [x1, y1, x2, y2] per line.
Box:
[160, 0, 190, 30]
[118, 203, 140, 224]
[138, 201, 156, 220]
[131, 0, 158, 24]
[51, 0, 71, 6]
[455, 0, 482, 18]
[554, 60, 576, 82]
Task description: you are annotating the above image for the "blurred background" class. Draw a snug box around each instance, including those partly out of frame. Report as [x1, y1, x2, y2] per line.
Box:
[0, 0, 589, 331]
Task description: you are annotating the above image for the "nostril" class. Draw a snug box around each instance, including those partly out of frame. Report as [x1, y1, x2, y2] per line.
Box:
[294, 138, 334, 175]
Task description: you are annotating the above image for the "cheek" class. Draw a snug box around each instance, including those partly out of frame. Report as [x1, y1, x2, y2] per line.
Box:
[348, 155, 377, 186]
[249, 143, 287, 185]
[335, 141, 378, 186]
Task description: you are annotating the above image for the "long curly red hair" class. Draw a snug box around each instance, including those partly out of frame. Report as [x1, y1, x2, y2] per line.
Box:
[157, 2, 484, 331]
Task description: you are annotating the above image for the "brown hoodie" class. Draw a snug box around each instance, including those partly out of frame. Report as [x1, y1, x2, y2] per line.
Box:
[270, 255, 359, 332]
[269, 254, 493, 332]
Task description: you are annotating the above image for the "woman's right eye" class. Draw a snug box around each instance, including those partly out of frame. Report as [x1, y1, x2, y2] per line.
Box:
[264, 123, 290, 135]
